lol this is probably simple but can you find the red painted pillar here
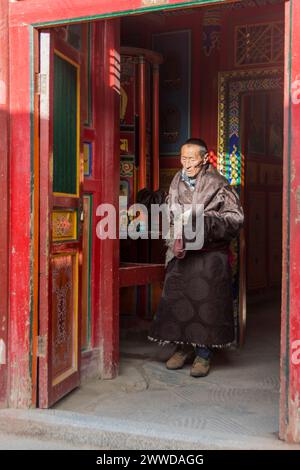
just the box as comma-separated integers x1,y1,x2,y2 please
96,19,120,379
8,22,32,407
152,64,160,191
0,0,9,408
280,0,300,443
138,56,147,190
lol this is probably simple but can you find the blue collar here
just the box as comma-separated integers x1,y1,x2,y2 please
181,169,197,191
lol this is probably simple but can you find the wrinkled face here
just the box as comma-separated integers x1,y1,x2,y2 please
180,144,203,178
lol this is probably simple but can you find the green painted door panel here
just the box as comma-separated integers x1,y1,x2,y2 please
53,53,78,195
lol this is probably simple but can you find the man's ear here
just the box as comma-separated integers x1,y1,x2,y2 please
201,153,210,165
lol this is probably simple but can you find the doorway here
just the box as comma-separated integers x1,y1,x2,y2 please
118,1,284,347
35,0,290,444
114,1,285,440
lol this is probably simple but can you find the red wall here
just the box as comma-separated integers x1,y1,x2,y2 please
0,0,9,408
280,0,300,443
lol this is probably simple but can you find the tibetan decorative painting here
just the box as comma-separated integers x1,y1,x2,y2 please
52,253,79,386
120,156,136,206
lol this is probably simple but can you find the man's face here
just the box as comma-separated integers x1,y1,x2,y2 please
180,144,202,178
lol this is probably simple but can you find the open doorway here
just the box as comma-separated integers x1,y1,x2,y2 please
118,3,284,334
38,0,287,444
115,0,284,440
242,87,283,398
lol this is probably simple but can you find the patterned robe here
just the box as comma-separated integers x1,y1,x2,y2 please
148,163,244,348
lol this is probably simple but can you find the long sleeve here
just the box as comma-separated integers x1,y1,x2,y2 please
204,184,244,243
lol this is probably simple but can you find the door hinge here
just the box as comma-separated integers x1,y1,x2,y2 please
37,335,47,358
35,73,47,95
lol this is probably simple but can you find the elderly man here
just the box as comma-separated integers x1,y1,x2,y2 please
148,138,244,377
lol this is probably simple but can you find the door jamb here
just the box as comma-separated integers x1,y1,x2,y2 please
29,0,292,442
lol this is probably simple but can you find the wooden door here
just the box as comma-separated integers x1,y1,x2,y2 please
38,31,83,408
242,91,283,294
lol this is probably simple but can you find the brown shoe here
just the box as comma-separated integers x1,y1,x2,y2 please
166,347,195,370
190,356,210,377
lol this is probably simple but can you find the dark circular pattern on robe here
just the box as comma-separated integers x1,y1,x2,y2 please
185,277,210,301
149,250,235,347
171,298,195,322
203,253,227,279
196,302,220,326
162,273,185,300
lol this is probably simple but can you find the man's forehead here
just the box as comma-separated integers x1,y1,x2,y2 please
181,144,201,156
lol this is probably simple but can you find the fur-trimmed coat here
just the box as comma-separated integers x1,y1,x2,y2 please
148,163,244,348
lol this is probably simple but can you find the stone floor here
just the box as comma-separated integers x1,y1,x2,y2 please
0,432,79,450
51,295,289,448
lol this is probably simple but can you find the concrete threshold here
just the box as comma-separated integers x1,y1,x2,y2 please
0,409,299,450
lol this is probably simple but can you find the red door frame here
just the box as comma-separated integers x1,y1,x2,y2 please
280,0,300,442
6,0,300,442
0,0,9,408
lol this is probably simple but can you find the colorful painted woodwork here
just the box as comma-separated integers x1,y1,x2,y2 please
52,253,79,386
218,68,282,187
39,32,82,407
52,210,77,242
